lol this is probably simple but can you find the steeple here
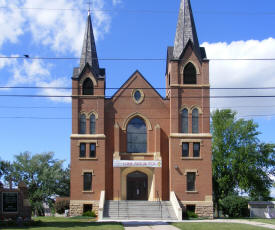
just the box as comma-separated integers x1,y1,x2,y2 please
173,0,202,60
79,12,100,75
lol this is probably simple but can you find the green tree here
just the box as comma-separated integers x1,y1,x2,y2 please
211,109,275,213
0,160,3,179
8,152,70,215
0,160,13,185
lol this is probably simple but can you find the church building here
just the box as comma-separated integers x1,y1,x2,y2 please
70,0,213,219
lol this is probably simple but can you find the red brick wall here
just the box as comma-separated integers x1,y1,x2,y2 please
70,45,212,205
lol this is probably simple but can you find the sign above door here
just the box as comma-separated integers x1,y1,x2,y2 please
113,160,162,168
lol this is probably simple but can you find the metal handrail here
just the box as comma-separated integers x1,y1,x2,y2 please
156,191,162,219
117,190,120,218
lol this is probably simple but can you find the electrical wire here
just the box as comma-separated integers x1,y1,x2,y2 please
0,114,274,120
1,94,275,99
1,6,275,16
1,86,275,90
1,56,275,61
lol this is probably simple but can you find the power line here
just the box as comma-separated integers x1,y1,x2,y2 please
1,86,275,90
1,56,275,61
1,94,275,99
1,6,275,16
2,105,275,110
0,114,274,120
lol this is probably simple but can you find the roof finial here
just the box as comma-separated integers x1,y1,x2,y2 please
87,0,91,16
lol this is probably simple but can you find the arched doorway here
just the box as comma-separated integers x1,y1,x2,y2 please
127,171,148,200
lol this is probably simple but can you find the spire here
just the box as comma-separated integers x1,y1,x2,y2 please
80,12,99,75
173,0,201,60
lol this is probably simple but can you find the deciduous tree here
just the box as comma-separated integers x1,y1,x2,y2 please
211,109,275,213
6,152,70,215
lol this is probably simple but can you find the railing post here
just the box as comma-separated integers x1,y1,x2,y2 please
117,190,119,218
156,191,162,220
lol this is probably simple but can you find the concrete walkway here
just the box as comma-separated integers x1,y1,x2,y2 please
120,219,275,229
122,221,179,230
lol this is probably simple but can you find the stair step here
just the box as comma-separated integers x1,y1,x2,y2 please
103,200,178,220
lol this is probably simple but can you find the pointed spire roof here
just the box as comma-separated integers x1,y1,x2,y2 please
80,12,100,75
173,0,201,60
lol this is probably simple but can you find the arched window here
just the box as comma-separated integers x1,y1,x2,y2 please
127,117,147,153
192,108,199,133
184,63,196,84
80,114,86,134
90,114,96,134
82,78,94,95
181,108,188,133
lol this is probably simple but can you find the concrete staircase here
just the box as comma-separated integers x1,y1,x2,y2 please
103,200,178,220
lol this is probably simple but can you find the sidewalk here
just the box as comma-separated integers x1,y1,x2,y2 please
123,221,179,230
120,219,275,230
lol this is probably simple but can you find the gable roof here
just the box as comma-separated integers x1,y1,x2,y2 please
110,70,164,100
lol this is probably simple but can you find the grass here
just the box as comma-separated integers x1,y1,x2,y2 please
1,216,124,230
173,222,270,230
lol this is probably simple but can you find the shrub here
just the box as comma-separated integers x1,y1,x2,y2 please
220,195,249,218
55,200,70,214
82,210,96,217
187,210,198,219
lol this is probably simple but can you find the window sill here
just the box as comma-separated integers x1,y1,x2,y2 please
79,157,98,161
186,191,198,194
82,191,94,193
181,157,202,160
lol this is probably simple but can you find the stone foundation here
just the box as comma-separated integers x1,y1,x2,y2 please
180,201,214,219
70,200,99,217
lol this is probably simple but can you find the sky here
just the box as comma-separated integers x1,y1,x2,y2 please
0,0,275,193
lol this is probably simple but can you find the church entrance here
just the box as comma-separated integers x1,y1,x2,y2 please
127,171,148,200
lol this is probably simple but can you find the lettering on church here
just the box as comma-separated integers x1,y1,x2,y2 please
113,160,162,168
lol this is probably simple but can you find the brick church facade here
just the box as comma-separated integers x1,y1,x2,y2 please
70,0,213,218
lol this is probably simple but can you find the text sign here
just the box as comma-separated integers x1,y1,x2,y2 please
3,192,18,213
113,160,162,168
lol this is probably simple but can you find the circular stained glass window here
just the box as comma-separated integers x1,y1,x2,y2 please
134,90,141,101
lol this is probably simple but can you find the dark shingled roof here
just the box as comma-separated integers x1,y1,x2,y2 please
79,13,99,75
173,0,202,60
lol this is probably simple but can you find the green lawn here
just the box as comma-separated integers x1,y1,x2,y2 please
173,223,270,230
1,216,123,230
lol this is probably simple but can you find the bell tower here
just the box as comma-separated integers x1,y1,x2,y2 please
70,10,106,216
167,0,213,218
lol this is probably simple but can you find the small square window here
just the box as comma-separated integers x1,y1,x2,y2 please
186,205,196,213
187,172,196,191
90,144,96,158
182,143,189,157
193,143,200,157
83,173,92,191
83,204,93,213
80,143,86,158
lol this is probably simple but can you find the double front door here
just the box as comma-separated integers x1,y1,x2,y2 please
127,171,148,200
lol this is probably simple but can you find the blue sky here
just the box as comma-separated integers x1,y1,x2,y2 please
0,0,275,192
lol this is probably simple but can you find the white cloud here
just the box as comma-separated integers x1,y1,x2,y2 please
112,0,122,6
1,58,70,102
202,38,275,118
0,0,112,102
0,0,111,55
0,0,25,47
38,78,71,103
6,59,50,86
